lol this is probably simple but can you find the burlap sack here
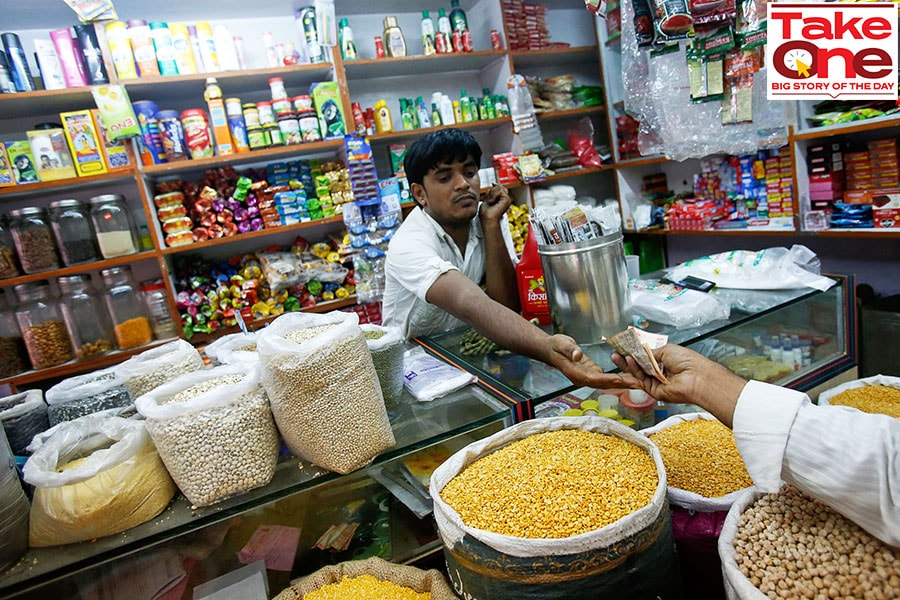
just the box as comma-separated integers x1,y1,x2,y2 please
272,556,456,599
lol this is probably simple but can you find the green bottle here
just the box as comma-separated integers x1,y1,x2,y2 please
400,98,415,130
338,18,358,60
449,0,469,32
460,89,474,122
431,102,442,126
483,88,496,119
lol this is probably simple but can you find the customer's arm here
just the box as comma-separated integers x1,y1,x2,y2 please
478,185,520,312
426,270,607,385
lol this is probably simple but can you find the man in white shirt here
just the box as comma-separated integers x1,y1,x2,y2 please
600,343,900,547
383,128,609,385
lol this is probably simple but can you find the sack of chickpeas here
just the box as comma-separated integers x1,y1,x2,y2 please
642,413,754,600
272,556,456,600
134,363,280,508
115,339,204,400
45,367,131,426
202,331,261,366
360,324,405,409
23,416,176,547
817,374,900,419
719,485,900,599
257,312,395,474
431,417,682,600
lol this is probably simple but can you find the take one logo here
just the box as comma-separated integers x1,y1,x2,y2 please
766,3,899,100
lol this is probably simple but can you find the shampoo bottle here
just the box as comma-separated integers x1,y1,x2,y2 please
421,11,436,56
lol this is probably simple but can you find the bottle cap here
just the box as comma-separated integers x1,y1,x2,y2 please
438,8,446,16
563,408,584,417
339,17,349,27
423,10,430,17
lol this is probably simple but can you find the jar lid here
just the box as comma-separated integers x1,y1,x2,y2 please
10,207,47,217
127,19,148,27
57,274,90,287
13,281,48,296
181,108,206,119
140,281,166,292
242,103,258,110
257,101,272,107
49,199,84,209
268,77,284,84
89,193,125,204
101,265,131,277
276,110,296,119
156,109,180,119
562,408,584,417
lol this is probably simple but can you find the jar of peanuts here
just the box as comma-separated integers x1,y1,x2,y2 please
101,266,153,350
13,281,73,370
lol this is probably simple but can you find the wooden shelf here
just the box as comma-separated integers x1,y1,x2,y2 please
0,171,135,199
814,228,900,238
367,117,511,144
613,154,669,168
536,105,604,121
0,251,159,289
626,228,802,236
159,215,345,255
139,139,344,177
0,85,97,117
792,114,900,141
510,45,599,69
342,51,507,80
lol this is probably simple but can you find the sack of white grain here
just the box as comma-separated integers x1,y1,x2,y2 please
643,413,754,600
115,340,204,400
0,425,29,571
272,556,457,600
719,485,900,599
134,363,280,507
202,330,261,365
23,416,175,546
431,417,682,600
360,324,405,409
0,389,49,456
44,367,131,426
257,312,395,474
817,374,900,419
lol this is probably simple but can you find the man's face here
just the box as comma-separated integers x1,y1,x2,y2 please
413,157,481,227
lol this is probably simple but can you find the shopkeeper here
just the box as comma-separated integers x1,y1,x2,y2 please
382,128,609,385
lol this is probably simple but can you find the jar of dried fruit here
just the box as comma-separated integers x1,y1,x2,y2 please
13,281,72,370
0,289,27,377
58,274,116,359
9,207,60,274
101,266,153,350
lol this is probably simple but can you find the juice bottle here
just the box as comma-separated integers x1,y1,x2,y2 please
516,224,550,325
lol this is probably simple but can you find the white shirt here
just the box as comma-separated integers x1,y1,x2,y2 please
733,380,900,546
382,205,517,339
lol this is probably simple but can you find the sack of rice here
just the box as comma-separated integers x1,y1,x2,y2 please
643,413,753,599
360,324,405,408
115,340,204,399
45,367,130,426
202,331,260,365
431,417,682,600
0,425,29,572
257,312,395,474
0,389,49,455
719,485,900,600
818,374,900,419
135,364,279,508
272,556,456,600
23,416,175,546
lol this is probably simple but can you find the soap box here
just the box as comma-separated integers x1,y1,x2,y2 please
5,141,40,184
27,129,77,181
310,81,346,140
91,109,132,171
60,110,108,177
0,145,14,186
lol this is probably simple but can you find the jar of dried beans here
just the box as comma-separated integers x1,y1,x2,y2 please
58,274,116,359
0,290,27,377
0,215,22,279
101,266,152,350
9,207,60,274
14,281,72,370
49,199,100,266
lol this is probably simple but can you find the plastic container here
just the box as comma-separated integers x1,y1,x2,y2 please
141,280,178,339
14,282,72,369
149,22,178,76
9,207,60,274
383,16,407,57
101,266,153,349
89,194,139,258
48,199,100,266
127,19,160,77
0,291,27,377
58,274,116,359
0,215,21,279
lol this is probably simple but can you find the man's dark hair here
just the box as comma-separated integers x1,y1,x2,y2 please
403,128,482,187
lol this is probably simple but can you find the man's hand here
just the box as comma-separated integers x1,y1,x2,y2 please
546,334,609,388
479,184,511,224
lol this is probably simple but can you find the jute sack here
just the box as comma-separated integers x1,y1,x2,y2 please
272,556,456,599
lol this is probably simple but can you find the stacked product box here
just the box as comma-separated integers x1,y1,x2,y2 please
762,147,794,220
844,138,899,193
806,142,845,214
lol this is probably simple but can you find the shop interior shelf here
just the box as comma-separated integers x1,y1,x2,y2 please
367,117,511,144
510,45,599,69
0,251,160,289
536,105,604,121
0,86,97,116
342,51,508,80
0,171,136,199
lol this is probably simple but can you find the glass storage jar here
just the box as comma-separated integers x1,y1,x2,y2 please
49,199,100,266
101,266,152,349
89,194,139,259
0,215,21,279
9,207,60,274
0,290,28,377
14,281,73,369
140,280,178,339
58,274,116,359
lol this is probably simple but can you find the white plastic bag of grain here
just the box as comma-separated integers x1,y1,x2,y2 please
23,416,176,546
203,331,261,365
818,374,900,417
45,367,131,425
115,339,204,399
403,346,476,402
27,404,139,455
135,363,279,507
257,311,395,474
719,488,768,600
641,412,751,511
360,324,405,408
0,389,49,456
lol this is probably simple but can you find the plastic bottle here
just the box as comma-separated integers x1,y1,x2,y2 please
149,22,178,76
440,94,456,125
452,100,462,124
431,102,442,126
195,21,220,72
204,77,234,155
400,98,415,130
416,96,432,128
339,18,358,60
383,16,407,57
483,88,496,119
127,20,160,77
421,11,436,56
459,89,474,122
169,22,197,74
374,99,393,133
516,224,550,325
437,8,453,53
213,25,240,71
449,0,469,33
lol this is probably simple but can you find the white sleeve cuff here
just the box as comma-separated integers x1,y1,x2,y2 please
732,380,808,492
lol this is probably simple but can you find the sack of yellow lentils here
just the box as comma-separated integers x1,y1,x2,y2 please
430,416,681,600
272,556,456,600
817,375,900,419
23,416,175,547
